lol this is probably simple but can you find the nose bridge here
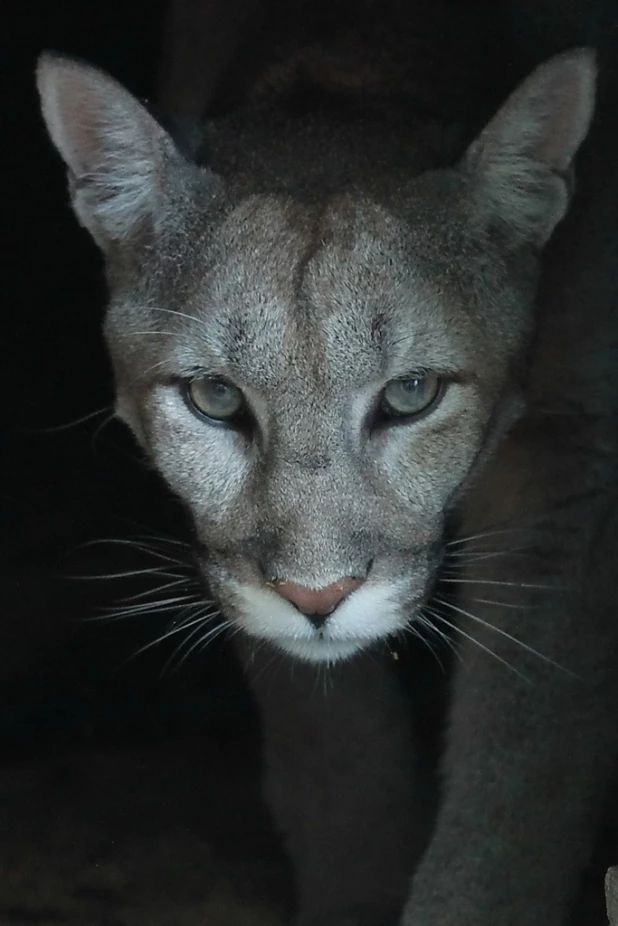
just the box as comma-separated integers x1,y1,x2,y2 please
256,384,374,579
273,400,341,468
261,449,365,581
266,396,346,496
269,456,349,527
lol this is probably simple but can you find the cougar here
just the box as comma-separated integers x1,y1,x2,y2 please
36,4,618,922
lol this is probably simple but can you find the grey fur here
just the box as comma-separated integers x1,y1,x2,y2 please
37,32,618,926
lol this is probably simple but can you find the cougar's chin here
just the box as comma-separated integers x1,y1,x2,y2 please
226,578,412,664
269,638,367,663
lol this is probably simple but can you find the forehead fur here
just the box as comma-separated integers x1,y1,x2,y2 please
108,176,524,397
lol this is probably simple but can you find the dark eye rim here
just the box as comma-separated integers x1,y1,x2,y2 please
374,375,446,428
182,376,250,429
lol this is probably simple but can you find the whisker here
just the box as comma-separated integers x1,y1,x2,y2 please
100,594,203,617
74,537,191,566
433,596,574,676
66,566,187,582
172,602,215,627
118,330,176,337
467,596,538,611
417,611,464,666
249,641,288,689
440,577,562,591
106,594,202,613
129,609,220,662
446,524,546,549
422,609,470,672
195,620,231,658
425,608,531,682
90,411,118,446
316,658,334,696
446,548,531,562
406,620,448,672
130,357,176,383
129,533,192,550
114,577,195,605
81,594,200,624
25,406,115,434
162,615,227,676
153,306,213,334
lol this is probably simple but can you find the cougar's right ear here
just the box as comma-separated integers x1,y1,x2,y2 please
36,53,205,251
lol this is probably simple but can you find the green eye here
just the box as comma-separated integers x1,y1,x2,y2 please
381,374,442,418
186,377,244,422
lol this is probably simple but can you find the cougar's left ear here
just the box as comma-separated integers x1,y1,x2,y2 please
36,53,198,251
462,49,596,248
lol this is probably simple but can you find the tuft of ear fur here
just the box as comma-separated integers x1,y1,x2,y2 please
464,49,596,247
36,53,183,249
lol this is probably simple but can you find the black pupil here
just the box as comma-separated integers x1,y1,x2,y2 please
402,379,420,392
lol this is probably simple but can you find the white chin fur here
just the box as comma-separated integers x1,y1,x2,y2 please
231,579,408,664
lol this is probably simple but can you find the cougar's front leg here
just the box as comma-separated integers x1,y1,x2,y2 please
403,608,616,926
237,641,433,926
402,436,618,926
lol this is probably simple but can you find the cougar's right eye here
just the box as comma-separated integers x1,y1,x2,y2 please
184,376,246,425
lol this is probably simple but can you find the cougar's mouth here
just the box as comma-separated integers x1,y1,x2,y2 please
227,576,417,663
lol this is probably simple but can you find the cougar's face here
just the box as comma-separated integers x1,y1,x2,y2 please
109,192,530,662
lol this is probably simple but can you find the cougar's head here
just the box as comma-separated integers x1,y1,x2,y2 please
37,50,595,661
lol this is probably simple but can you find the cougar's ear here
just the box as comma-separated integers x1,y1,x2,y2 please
36,53,192,251
463,49,596,247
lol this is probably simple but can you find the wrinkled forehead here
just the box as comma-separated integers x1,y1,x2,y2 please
173,193,466,389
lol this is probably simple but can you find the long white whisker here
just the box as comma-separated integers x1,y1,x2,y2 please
249,641,287,688
417,611,464,666
172,604,213,630
27,406,115,434
196,620,231,657
406,620,447,672
129,533,192,549
446,525,545,549
130,357,176,382
118,331,175,337
440,577,562,591
130,610,220,660
73,538,190,565
115,577,195,604
162,615,226,675
446,548,531,562
67,566,187,582
101,594,202,617
426,608,531,683
153,306,213,333
467,596,537,611
80,596,200,623
433,596,574,676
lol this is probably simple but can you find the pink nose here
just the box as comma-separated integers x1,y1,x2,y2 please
271,577,364,616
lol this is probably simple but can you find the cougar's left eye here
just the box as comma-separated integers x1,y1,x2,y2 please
185,376,245,423
381,374,442,419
